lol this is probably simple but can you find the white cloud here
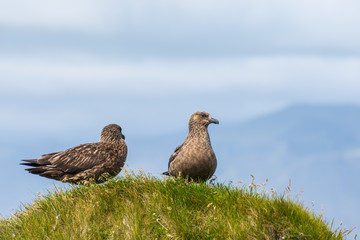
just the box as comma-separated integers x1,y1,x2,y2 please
3,53,360,136
1,55,360,102
1,0,360,49
0,0,105,32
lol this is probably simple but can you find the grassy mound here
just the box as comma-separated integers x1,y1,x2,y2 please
0,173,350,239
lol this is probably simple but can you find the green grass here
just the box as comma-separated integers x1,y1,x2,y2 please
0,172,352,239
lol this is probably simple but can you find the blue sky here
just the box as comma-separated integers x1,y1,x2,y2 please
1,0,360,143
0,1,360,136
1,0,360,236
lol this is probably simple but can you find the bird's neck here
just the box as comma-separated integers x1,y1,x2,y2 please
188,124,210,140
100,136,123,144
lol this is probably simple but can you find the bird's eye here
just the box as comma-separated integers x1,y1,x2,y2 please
201,113,207,118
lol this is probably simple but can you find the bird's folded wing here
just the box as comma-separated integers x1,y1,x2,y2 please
168,143,184,168
49,143,119,174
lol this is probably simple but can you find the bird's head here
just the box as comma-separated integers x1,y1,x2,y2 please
189,111,219,130
100,124,125,143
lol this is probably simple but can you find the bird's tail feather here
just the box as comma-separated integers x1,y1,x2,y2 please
25,166,64,180
20,159,41,167
25,167,46,174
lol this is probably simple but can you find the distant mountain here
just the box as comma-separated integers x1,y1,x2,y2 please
223,104,360,155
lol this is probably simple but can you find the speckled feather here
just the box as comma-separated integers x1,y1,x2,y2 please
164,111,219,181
21,124,127,184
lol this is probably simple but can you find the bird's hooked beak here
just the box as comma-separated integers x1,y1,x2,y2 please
122,134,126,140
209,117,219,125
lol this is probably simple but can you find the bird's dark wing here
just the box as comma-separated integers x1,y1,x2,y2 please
48,143,120,174
168,143,184,168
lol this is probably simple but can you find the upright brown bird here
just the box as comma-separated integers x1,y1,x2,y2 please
163,111,219,181
21,124,127,184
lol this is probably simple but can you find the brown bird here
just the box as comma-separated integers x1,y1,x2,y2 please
21,124,127,184
163,111,219,181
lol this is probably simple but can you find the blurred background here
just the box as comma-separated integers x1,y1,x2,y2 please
1,0,359,237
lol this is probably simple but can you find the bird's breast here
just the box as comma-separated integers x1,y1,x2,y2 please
174,140,216,169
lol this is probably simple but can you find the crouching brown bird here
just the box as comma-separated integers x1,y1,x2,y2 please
21,124,127,184
163,111,219,181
